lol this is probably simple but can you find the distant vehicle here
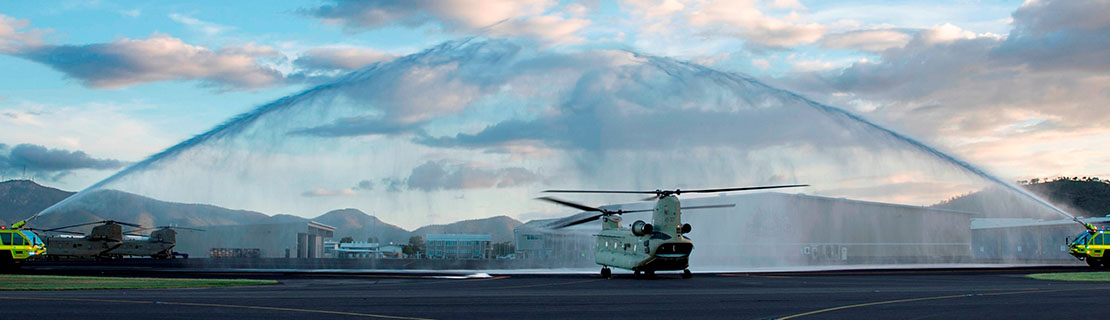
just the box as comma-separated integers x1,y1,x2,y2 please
539,184,807,279
0,221,47,269
1068,223,1110,268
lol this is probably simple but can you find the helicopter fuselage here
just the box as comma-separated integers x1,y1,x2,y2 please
594,195,694,272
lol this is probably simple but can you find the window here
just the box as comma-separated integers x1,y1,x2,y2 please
12,233,24,245
0,232,10,245
1096,233,1106,246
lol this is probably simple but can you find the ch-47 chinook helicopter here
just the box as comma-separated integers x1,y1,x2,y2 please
538,184,808,279
116,226,203,259
27,220,140,259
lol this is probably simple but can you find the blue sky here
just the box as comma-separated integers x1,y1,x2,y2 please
2,0,1109,225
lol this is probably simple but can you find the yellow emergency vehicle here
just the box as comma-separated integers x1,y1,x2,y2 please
1068,224,1110,268
0,221,47,269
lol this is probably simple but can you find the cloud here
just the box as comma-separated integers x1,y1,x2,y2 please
405,161,542,191
120,9,141,18
0,14,46,54
301,0,587,44
0,15,285,90
0,143,127,181
18,34,285,90
294,47,397,72
355,180,374,190
775,0,1110,178
301,188,358,197
169,13,231,35
991,0,1110,73
686,0,827,49
820,29,913,52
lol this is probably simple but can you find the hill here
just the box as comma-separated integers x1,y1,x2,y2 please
27,188,271,231
410,215,522,243
0,180,76,226
2,180,524,243
932,178,1110,219
310,208,411,245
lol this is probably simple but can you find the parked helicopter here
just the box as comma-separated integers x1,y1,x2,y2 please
117,226,202,259
538,184,808,279
27,220,138,259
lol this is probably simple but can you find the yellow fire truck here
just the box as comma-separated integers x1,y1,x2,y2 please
1068,224,1110,268
0,221,47,269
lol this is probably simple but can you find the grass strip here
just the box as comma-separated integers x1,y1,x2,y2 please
0,274,276,290
1027,272,1110,282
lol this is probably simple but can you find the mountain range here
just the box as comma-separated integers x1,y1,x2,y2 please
0,180,521,244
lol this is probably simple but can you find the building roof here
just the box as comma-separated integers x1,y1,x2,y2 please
426,234,492,241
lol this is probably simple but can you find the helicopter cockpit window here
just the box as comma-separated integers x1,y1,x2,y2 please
0,232,10,245
1095,233,1105,246
11,233,24,245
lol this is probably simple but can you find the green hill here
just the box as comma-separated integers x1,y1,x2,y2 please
933,178,1110,219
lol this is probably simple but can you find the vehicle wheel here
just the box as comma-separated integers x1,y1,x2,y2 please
644,270,655,278
1088,258,1102,268
682,269,693,279
601,267,611,278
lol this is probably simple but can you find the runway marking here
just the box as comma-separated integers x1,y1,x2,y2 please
480,278,604,290
0,296,434,319
777,286,1110,319
718,273,793,279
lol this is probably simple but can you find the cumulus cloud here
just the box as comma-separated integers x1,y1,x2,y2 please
777,0,1110,178
169,13,231,35
406,161,542,191
0,143,127,180
18,34,285,90
301,188,358,197
992,0,1110,73
293,46,397,72
0,14,46,54
301,0,588,44
0,14,285,90
820,29,912,52
686,0,826,49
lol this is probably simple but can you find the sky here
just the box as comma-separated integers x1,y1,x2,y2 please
2,0,1109,226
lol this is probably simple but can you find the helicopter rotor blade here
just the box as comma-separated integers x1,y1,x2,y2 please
545,184,809,197
680,204,737,210
536,197,606,213
164,226,206,232
43,221,104,232
104,220,143,228
544,190,657,194
674,184,809,194
547,212,605,229
26,228,84,235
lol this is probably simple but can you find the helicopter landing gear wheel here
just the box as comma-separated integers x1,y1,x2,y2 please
601,267,611,278
644,270,655,278
634,270,641,278
682,269,692,279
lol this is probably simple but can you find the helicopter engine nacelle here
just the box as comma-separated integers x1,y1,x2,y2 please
632,220,653,236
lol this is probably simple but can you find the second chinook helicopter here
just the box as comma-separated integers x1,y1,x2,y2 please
539,184,807,279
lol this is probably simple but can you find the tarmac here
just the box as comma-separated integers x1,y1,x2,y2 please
3,265,1106,319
